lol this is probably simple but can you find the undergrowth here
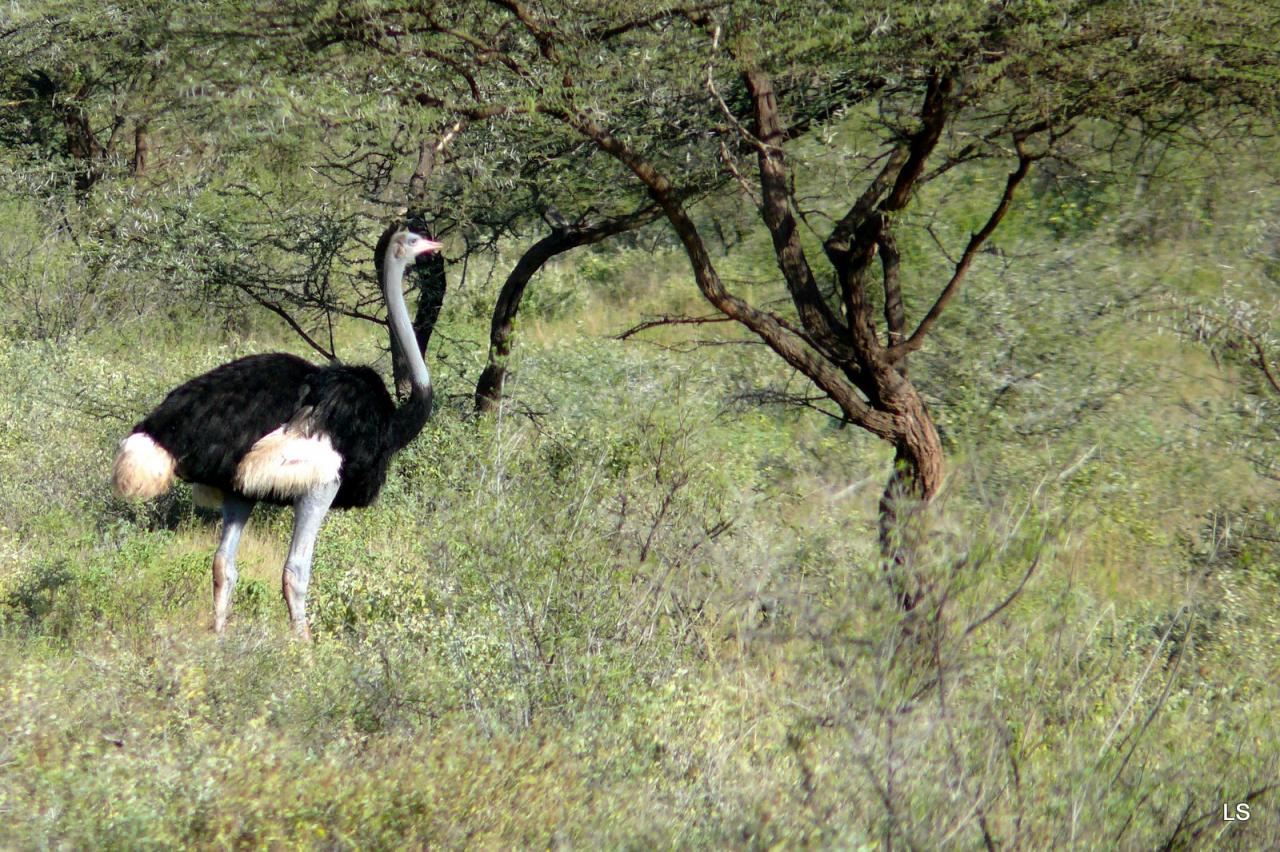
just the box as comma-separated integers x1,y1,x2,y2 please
2,163,1280,848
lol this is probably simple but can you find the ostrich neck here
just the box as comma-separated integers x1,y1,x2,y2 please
383,252,433,448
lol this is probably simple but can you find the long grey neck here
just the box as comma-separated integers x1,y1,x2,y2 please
382,243,433,449
383,252,431,392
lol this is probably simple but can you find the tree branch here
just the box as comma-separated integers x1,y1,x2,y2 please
731,388,849,424
240,288,336,362
615,312,735,340
891,136,1038,357
538,103,895,438
744,68,863,363
1208,318,1280,397
486,0,558,61
476,203,664,410
592,3,722,40
824,145,909,257
881,72,956,213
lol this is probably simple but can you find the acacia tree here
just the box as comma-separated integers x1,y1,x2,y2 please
166,11,672,406
284,0,1277,603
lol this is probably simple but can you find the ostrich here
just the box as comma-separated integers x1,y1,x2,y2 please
111,228,443,639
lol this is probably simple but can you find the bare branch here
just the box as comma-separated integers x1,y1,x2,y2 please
892,135,1039,357
1230,323,1280,396
717,139,762,210
614,312,735,340
240,288,336,362
962,551,1042,638
919,142,982,184
731,388,848,424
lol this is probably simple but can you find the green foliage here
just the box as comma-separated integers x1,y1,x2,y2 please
5,172,1280,841
3,1,1280,846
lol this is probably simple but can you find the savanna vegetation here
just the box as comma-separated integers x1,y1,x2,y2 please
3,1,1280,847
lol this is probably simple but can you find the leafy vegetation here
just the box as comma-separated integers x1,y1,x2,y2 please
3,1,1280,848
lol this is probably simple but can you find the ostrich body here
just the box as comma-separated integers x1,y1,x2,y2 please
112,229,442,638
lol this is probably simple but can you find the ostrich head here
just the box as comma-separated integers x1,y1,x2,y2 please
391,230,444,263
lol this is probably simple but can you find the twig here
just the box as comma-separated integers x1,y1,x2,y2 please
962,551,1042,638
1058,444,1099,481
1095,606,1185,761
1232,323,1280,396
241,289,336,361
615,313,734,340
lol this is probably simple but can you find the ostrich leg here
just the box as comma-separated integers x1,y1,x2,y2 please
281,479,340,640
213,495,255,634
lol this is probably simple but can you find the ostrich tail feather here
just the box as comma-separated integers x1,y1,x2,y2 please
112,432,176,501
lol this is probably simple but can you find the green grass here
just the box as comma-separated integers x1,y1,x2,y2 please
3,168,1280,848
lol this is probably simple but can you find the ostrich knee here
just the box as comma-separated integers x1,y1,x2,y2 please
212,553,238,633
282,563,312,640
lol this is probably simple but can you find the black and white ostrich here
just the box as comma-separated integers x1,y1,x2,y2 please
112,228,443,639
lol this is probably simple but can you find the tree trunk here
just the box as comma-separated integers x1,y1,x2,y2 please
62,105,105,197
131,121,150,177
475,231,571,413
878,387,944,610
475,208,661,414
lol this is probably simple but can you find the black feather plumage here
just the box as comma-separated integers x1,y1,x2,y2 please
135,353,398,508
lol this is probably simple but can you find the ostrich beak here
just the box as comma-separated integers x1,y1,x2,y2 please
414,239,445,256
